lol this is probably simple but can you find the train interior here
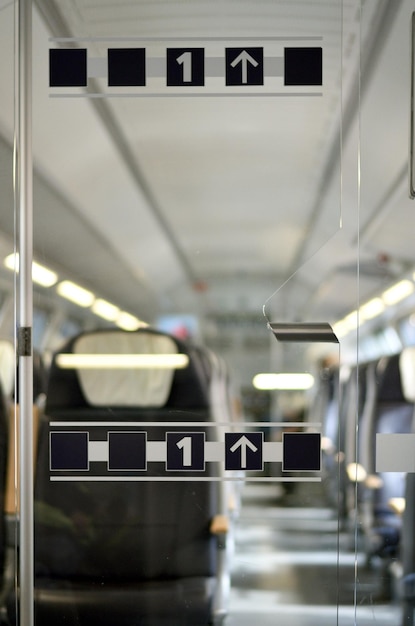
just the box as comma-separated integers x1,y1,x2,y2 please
1,0,415,624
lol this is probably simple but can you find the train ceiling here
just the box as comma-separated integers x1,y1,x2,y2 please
0,0,414,334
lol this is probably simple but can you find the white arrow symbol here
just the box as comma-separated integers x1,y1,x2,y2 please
230,50,259,84
230,435,258,469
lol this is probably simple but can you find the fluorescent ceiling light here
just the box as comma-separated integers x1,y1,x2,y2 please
382,279,414,306
332,310,358,338
333,280,414,339
359,297,385,321
332,320,349,339
3,253,17,272
56,353,189,369
116,311,148,331
32,262,58,287
91,299,120,321
342,310,358,330
4,253,58,287
253,372,314,391
56,280,95,307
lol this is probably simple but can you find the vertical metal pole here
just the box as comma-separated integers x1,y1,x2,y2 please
410,12,415,198
17,0,34,625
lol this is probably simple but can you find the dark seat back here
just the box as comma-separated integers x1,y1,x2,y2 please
31,328,224,625
358,354,413,564
0,379,8,584
372,355,413,520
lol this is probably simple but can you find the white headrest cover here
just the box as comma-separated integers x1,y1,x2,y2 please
0,340,15,397
400,347,415,403
75,332,178,407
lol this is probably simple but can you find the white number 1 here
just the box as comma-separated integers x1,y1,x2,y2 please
176,436,192,466
176,52,192,83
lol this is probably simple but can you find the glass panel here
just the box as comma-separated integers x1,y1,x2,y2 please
10,0,415,625
27,1,349,625
0,2,17,625
31,3,346,624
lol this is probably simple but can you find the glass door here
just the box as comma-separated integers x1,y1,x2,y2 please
9,1,414,625
32,3,347,623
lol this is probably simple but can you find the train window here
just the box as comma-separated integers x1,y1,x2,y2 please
156,313,199,340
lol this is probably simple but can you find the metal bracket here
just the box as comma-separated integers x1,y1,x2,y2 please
17,326,32,357
268,322,339,343
410,12,415,198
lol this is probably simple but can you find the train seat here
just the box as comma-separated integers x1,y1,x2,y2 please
14,328,230,626
397,347,415,625
0,379,9,621
343,362,371,528
360,354,413,564
3,345,46,565
0,339,19,624
320,365,340,505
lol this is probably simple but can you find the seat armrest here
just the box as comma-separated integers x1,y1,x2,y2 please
210,515,229,535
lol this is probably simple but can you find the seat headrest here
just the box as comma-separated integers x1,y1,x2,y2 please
0,340,15,398
375,354,405,402
46,328,210,413
400,347,415,403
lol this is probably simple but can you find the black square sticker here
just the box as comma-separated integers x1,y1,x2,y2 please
284,47,322,86
108,432,147,470
49,49,87,87
108,48,146,87
50,431,88,471
283,432,321,471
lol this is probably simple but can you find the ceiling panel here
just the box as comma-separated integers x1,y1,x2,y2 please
32,0,352,319
0,0,400,346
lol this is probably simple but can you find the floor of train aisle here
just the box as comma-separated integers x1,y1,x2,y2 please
227,482,401,626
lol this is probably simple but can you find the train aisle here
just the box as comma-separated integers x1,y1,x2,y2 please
227,483,401,626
